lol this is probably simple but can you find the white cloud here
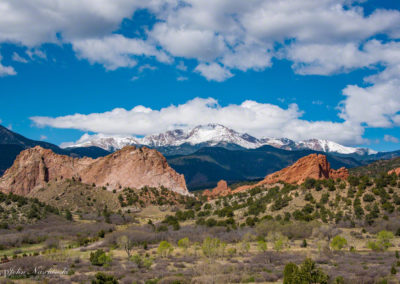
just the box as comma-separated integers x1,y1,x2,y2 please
12,52,28,63
286,40,400,75
194,63,233,82
0,0,146,46
26,48,47,60
30,97,364,145
0,0,400,83
72,34,170,70
0,55,16,77
176,61,187,71
1,0,400,142
40,135,48,141
150,24,227,61
312,100,323,105
340,79,400,128
138,64,157,73
177,76,188,81
384,135,399,143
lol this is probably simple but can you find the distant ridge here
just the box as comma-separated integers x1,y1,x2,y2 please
0,124,110,176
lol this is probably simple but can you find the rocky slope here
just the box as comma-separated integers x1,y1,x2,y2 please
233,154,349,192
0,146,189,196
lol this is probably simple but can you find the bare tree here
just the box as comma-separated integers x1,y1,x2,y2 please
118,235,134,259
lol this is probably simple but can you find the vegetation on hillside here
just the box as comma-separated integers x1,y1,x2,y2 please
1,172,400,282
350,157,400,177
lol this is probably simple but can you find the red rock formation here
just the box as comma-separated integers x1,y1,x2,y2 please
388,168,400,175
0,146,189,196
233,154,349,193
330,167,349,180
203,180,231,199
260,154,348,185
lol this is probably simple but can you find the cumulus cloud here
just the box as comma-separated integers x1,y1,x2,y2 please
194,63,233,82
1,0,399,79
72,34,170,70
0,0,145,45
1,0,400,144
286,40,400,75
30,97,364,145
384,135,399,143
0,55,16,77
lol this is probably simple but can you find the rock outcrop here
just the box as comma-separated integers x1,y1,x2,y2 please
203,180,231,199
329,167,349,180
260,154,349,185
0,146,189,196
388,168,400,175
233,154,349,193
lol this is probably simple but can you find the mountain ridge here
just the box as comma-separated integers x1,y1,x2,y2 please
63,124,376,156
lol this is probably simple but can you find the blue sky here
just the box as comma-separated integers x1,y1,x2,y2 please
0,0,399,152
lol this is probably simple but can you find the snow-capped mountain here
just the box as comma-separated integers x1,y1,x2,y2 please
61,133,141,152
63,124,376,155
295,139,376,155
142,124,262,149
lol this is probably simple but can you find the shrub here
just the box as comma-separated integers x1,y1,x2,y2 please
363,194,375,202
157,241,173,258
98,230,105,238
330,235,347,251
0,223,9,230
368,230,394,251
177,237,190,253
65,210,73,221
283,258,328,284
227,247,236,257
268,232,288,252
92,272,118,284
202,237,221,259
334,276,345,284
130,254,153,269
391,264,397,275
90,249,112,266
303,178,316,189
283,262,299,284
257,240,267,253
